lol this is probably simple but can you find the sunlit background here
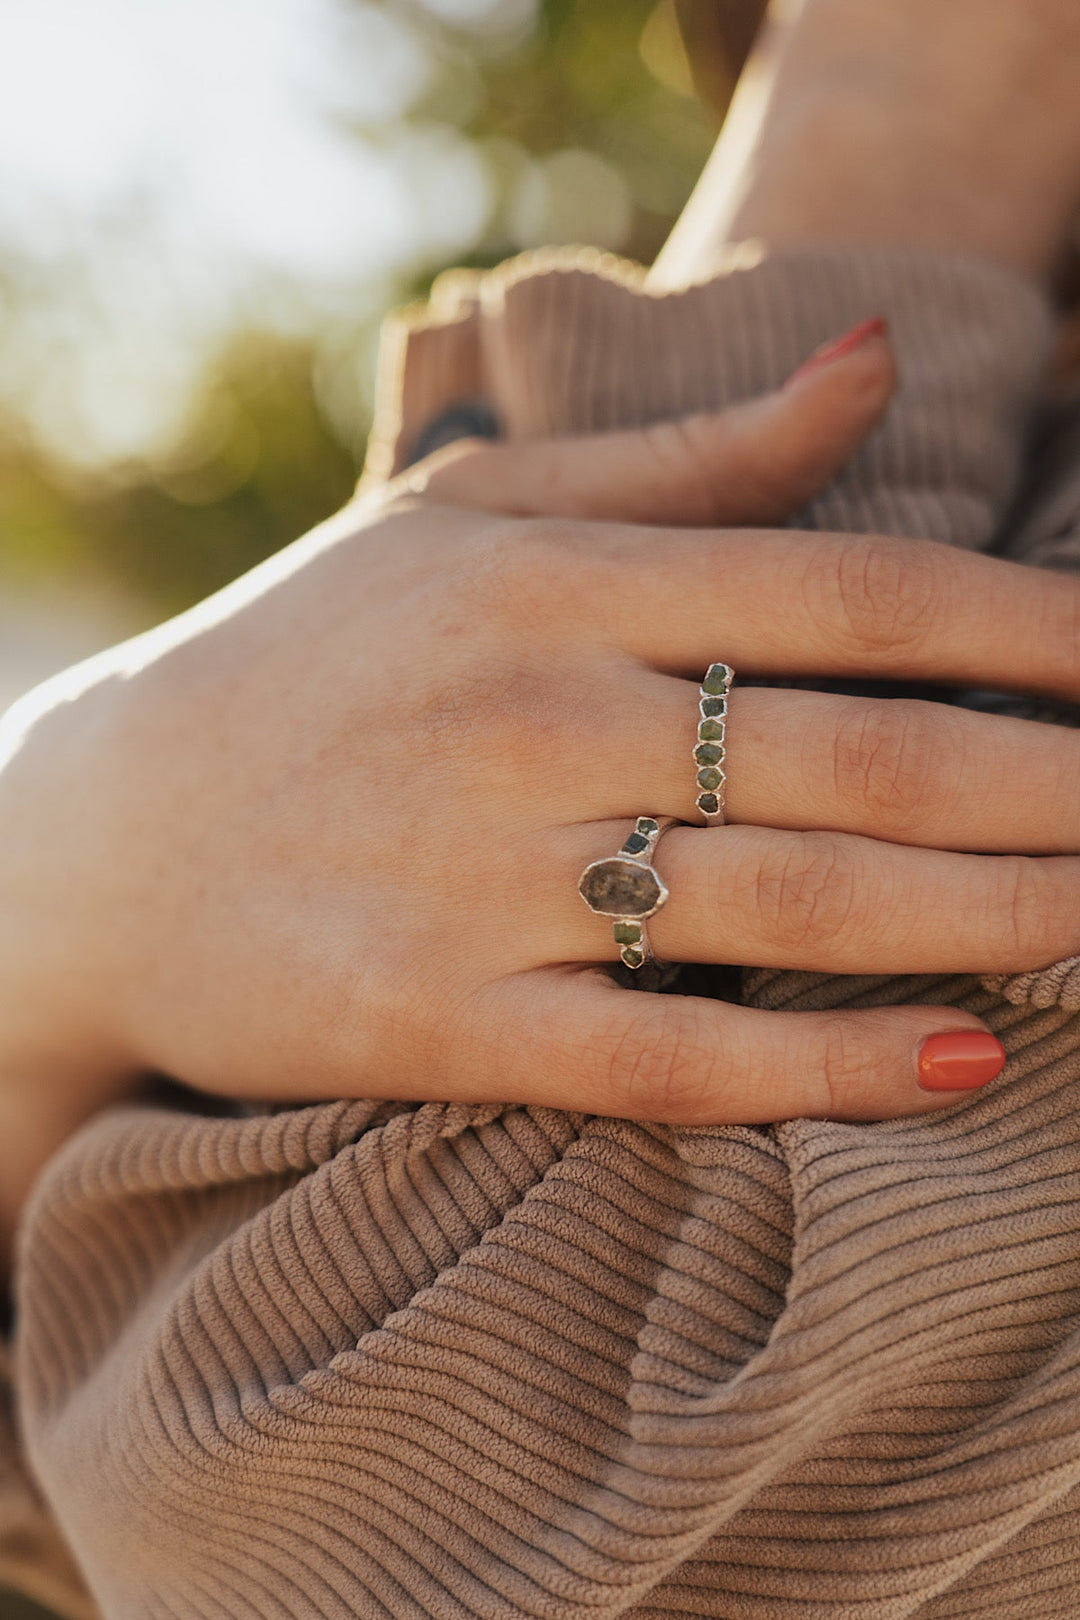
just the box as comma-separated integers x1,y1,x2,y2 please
0,0,764,720
0,5,750,1615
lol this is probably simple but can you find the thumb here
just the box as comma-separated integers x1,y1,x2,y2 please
407,317,896,526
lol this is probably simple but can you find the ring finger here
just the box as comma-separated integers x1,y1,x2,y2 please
552,820,1080,976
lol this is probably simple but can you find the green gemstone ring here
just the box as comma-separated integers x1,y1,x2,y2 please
694,662,733,826
578,815,675,970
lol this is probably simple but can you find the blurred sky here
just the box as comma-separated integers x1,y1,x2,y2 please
0,0,535,465
0,0,717,708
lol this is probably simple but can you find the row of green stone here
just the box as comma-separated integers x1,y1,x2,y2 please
692,662,732,818
614,816,657,968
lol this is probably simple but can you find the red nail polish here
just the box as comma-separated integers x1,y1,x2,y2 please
917,1030,1006,1092
785,316,889,386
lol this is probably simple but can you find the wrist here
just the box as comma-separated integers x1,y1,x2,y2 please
0,913,135,1273
0,679,138,1261
0,1059,135,1276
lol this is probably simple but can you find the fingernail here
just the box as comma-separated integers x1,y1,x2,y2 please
785,317,889,387
916,1030,1006,1092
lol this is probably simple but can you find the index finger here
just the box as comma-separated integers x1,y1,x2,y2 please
409,328,894,528
577,527,1080,701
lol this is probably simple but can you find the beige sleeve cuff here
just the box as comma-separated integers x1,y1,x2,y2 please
364,242,1051,550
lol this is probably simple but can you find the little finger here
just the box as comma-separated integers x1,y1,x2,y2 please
453,967,1004,1124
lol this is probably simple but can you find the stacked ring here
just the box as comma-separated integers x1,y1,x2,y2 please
694,662,734,827
578,816,675,969
576,666,734,976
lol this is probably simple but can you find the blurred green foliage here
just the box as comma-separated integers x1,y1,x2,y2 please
441,0,716,260
0,0,727,619
0,335,359,615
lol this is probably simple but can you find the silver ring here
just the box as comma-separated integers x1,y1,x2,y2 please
578,816,676,970
693,662,733,827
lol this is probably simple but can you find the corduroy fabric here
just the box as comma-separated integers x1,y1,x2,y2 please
11,245,1080,1619
0,1342,97,1620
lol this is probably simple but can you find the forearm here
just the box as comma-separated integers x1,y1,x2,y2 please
0,681,141,1275
643,0,1080,559
655,0,1080,287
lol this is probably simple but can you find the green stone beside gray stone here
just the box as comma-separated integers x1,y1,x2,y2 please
613,921,642,945
579,858,663,917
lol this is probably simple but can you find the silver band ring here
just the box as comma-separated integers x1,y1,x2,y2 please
578,816,676,970
694,662,733,827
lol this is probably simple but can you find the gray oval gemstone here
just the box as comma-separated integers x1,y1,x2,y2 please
579,858,663,918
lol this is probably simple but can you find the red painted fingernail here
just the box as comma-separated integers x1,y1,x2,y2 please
916,1030,1006,1092
785,316,889,387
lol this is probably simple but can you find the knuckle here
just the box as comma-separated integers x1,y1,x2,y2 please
427,520,596,768
461,518,584,620
639,417,725,522
995,858,1071,964
814,1016,875,1118
416,660,524,752
830,698,944,830
749,834,861,957
609,1002,720,1124
460,521,538,612
804,536,941,659
422,660,569,783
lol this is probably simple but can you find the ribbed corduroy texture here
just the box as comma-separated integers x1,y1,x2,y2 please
13,246,1080,1619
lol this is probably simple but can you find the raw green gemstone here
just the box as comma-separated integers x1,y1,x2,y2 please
613,921,642,945
621,831,649,855
636,817,659,835
700,696,725,718
620,946,645,969
697,767,722,791
698,717,725,742
694,742,723,766
697,792,720,816
702,663,732,697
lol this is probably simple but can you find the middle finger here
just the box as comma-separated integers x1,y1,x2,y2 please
583,676,1080,855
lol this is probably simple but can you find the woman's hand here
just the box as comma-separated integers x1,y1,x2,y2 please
5,323,1080,1254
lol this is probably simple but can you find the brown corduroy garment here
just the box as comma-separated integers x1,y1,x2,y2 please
10,245,1080,1619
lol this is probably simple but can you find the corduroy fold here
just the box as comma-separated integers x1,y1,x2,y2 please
10,244,1080,1619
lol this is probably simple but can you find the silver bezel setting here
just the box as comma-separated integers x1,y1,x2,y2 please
577,816,675,969
695,662,733,827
